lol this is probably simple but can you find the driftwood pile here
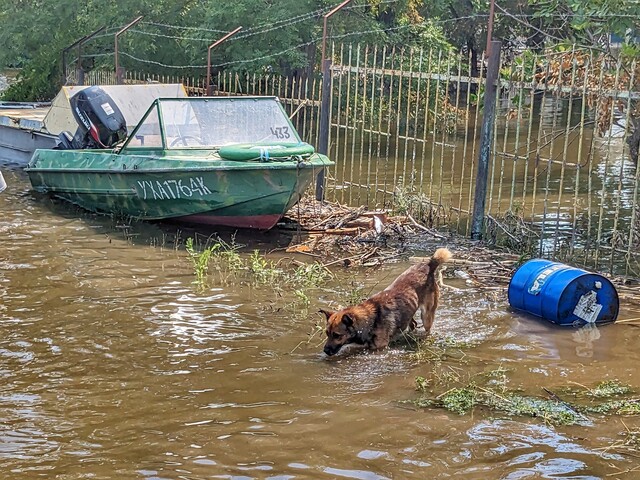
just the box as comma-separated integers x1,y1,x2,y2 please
281,198,521,288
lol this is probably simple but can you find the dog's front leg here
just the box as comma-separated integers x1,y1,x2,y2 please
369,331,392,351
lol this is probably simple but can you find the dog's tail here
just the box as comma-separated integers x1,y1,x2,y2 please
429,247,452,271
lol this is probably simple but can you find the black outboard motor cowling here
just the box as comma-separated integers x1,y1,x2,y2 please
57,86,127,150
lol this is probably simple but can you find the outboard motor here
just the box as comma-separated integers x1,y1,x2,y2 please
56,86,127,150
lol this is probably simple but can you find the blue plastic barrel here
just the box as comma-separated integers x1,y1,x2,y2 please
508,259,619,326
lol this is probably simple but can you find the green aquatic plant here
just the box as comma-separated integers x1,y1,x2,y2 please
293,289,310,309
483,392,582,426
185,237,218,287
415,376,431,393
210,236,244,272
248,250,284,284
411,334,471,364
422,383,586,426
340,279,368,306
588,380,633,398
438,386,477,415
291,262,332,288
586,399,640,415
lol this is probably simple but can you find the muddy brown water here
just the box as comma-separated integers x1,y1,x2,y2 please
2,165,640,479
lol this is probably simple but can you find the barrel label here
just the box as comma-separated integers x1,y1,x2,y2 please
573,290,602,323
527,264,564,295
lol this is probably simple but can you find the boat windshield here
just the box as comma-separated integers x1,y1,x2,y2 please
124,96,302,150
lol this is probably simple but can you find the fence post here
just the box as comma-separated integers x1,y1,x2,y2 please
316,58,332,201
471,40,502,240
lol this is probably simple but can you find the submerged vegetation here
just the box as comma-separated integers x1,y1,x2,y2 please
184,236,332,311
411,357,640,427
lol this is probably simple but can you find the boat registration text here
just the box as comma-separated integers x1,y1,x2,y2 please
136,177,213,200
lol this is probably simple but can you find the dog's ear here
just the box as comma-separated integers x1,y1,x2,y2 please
319,309,334,320
341,314,354,328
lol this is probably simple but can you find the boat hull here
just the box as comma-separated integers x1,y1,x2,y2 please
0,123,56,164
26,149,331,230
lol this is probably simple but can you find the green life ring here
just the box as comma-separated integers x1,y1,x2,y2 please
218,142,315,161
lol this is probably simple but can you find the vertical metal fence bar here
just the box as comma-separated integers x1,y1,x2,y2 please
583,58,606,266
610,60,636,273
508,62,526,212
392,48,405,195
594,59,622,267
569,55,591,260
449,52,463,225
284,76,290,109
364,46,377,206
383,46,397,206
465,53,485,236
302,76,310,142
410,48,425,193
429,50,443,201
437,52,452,214
351,45,363,204
418,49,434,198
326,49,337,201
457,52,473,233
402,48,415,191
358,45,370,205
334,45,346,204
529,60,550,224
493,59,514,216
521,53,538,213
553,50,578,255
539,60,564,256
624,68,640,276
375,45,387,206
312,75,321,177
343,45,354,205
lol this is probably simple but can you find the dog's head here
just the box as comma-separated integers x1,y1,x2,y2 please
319,308,357,356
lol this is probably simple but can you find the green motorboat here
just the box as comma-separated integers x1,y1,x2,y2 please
25,89,333,230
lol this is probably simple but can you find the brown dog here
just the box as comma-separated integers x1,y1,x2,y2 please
320,247,452,356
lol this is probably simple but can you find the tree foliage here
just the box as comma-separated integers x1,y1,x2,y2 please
531,0,640,47
1,0,638,101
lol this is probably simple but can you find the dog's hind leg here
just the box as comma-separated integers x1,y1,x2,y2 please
420,305,435,333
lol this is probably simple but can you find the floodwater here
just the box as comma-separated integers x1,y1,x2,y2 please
2,165,640,479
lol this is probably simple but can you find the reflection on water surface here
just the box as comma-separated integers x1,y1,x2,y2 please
1,166,640,479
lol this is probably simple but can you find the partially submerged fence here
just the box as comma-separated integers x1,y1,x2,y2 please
70,44,640,276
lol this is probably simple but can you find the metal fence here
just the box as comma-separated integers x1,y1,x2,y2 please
321,44,640,277
71,44,640,276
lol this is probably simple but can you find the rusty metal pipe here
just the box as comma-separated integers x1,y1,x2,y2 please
321,0,351,65
61,26,105,85
115,16,143,84
206,26,243,96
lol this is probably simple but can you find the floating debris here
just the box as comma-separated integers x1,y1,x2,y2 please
418,383,590,426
